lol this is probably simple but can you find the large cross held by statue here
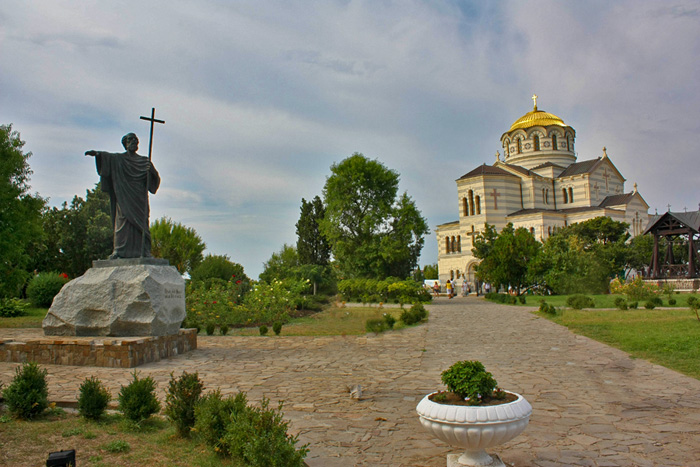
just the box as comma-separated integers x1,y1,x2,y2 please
139,107,165,257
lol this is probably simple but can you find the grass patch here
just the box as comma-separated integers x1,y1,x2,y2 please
537,307,700,379
0,411,243,466
229,306,413,336
0,304,46,328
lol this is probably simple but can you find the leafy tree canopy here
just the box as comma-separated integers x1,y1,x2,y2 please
0,124,45,297
151,217,206,274
320,153,429,279
422,263,439,280
472,223,540,293
33,183,112,278
259,244,300,283
189,254,250,287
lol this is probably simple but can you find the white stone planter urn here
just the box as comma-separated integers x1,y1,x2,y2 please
416,391,532,467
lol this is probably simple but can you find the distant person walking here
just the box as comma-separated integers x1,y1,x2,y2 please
432,281,440,297
446,280,453,299
462,280,468,297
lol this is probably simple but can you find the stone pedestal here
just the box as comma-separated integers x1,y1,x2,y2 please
43,258,186,337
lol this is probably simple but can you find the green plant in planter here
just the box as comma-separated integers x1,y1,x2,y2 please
441,360,500,406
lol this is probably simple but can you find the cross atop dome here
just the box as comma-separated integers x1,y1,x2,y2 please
532,93,538,111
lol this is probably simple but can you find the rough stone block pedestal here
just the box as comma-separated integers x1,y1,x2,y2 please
43,258,186,337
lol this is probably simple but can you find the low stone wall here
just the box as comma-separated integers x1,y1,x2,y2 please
0,329,197,368
645,278,700,292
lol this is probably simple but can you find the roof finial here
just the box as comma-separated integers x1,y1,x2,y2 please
602,147,608,158
495,150,501,162
633,182,638,193
532,93,538,111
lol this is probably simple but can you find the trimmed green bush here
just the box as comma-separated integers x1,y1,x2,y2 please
365,318,387,334
117,372,161,423
0,297,28,317
441,360,497,405
2,361,49,419
566,294,595,310
259,325,268,336
383,313,396,329
668,298,677,306
614,297,628,310
539,300,557,315
78,376,111,420
205,323,215,335
165,371,204,437
272,322,282,336
26,273,69,307
220,396,309,467
220,324,229,335
644,300,656,309
194,390,248,455
628,301,638,309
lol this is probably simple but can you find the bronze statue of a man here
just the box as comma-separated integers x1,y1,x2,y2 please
86,133,160,259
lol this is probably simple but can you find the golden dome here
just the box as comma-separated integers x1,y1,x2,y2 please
508,107,567,132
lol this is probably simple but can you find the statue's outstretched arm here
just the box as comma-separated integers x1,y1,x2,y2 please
85,150,98,157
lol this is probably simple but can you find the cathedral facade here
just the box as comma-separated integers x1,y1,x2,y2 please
436,97,650,286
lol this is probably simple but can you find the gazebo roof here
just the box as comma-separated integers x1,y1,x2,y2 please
643,211,700,236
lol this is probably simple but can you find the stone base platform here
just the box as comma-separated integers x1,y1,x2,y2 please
0,329,197,368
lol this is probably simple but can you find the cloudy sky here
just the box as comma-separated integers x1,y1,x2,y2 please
2,1,699,279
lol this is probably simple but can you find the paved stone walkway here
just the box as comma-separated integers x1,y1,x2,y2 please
2,298,700,466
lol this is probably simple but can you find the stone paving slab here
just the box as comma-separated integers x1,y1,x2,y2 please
2,298,700,466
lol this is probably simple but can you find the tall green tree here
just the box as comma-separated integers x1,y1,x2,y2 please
150,217,206,274
422,263,439,280
0,124,45,297
472,223,540,294
33,183,112,277
296,196,330,266
259,244,300,283
189,254,249,286
320,153,429,279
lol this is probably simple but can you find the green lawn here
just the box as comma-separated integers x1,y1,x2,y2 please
228,305,415,336
538,307,700,379
0,410,242,467
0,304,46,328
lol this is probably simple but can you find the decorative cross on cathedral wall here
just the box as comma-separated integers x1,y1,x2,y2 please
466,225,479,246
489,188,501,210
602,168,611,191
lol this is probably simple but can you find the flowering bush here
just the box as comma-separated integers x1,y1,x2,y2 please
338,278,431,304
185,278,250,329
243,278,309,325
610,276,659,301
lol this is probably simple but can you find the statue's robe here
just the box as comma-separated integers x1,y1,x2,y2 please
94,151,160,258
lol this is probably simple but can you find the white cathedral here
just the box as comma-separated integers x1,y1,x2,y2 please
436,96,651,286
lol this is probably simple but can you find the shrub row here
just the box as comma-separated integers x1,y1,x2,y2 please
484,292,526,305
338,278,431,304
1,363,307,466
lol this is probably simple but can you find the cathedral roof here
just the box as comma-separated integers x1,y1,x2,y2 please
557,158,601,177
643,211,700,235
458,164,518,181
531,162,565,171
507,107,568,132
598,193,636,207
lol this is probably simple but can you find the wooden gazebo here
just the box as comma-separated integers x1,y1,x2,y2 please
643,210,700,279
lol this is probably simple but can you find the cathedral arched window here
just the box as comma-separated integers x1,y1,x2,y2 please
468,190,475,216
451,236,456,253
457,235,461,252
548,226,552,236
530,227,535,235
445,236,450,253
463,197,469,216
450,270,454,280
542,188,546,204
517,138,522,154
475,195,481,214
545,189,549,205
562,188,568,204
552,134,558,150
533,135,540,151
568,187,574,203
